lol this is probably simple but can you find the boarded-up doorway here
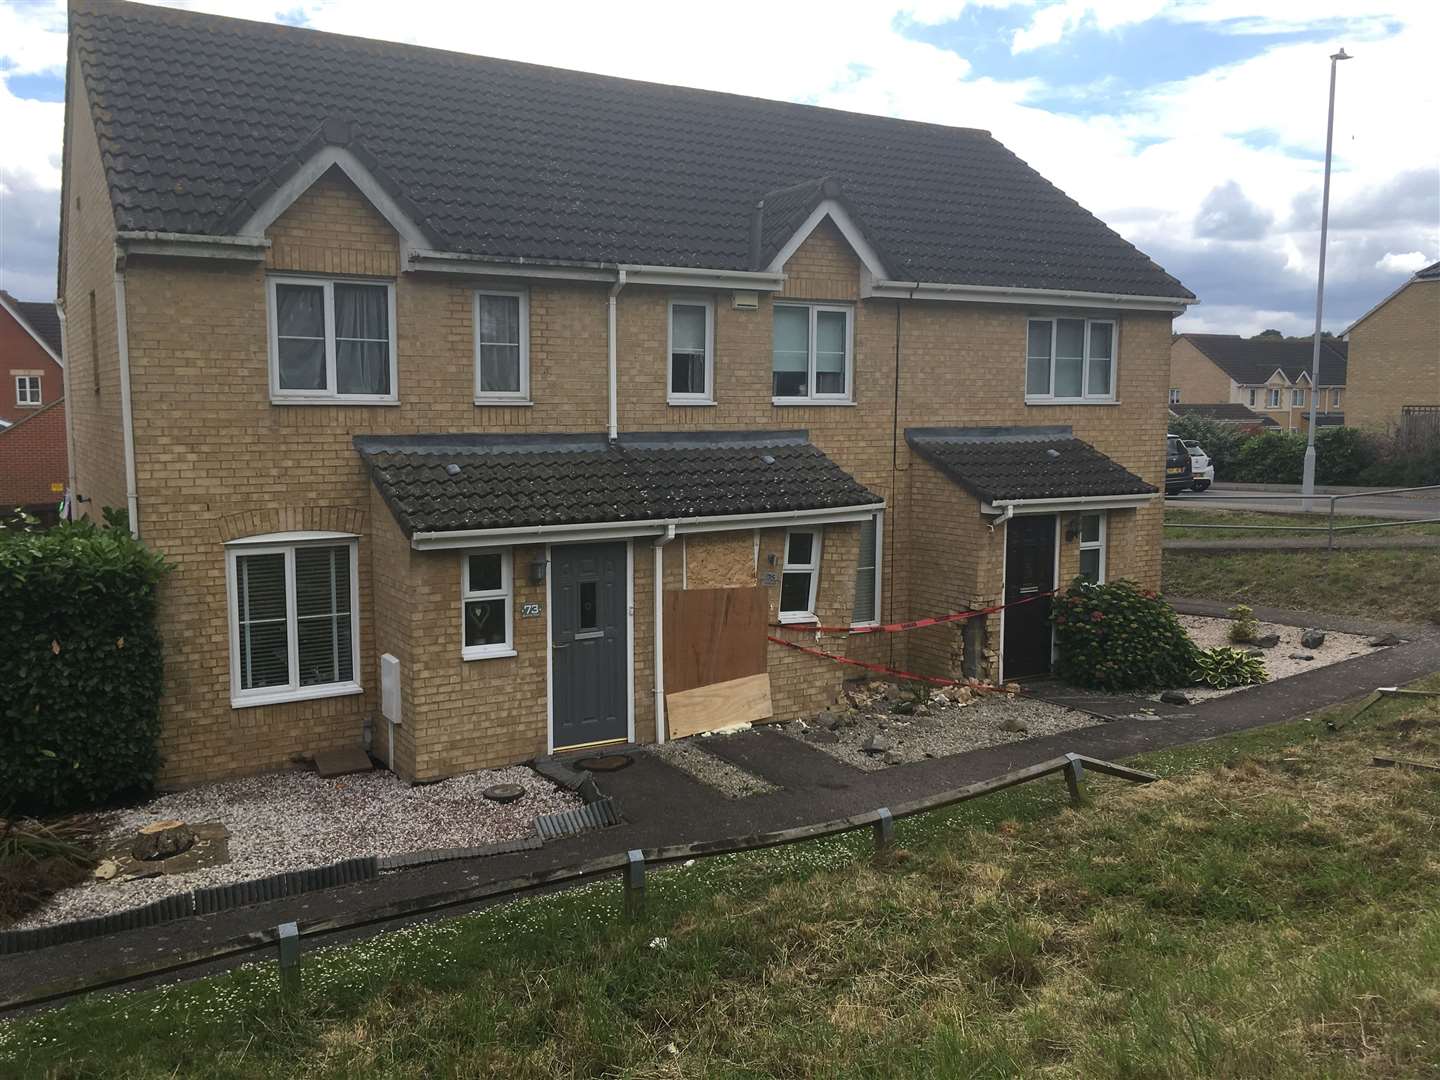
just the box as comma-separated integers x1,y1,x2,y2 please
663,586,773,738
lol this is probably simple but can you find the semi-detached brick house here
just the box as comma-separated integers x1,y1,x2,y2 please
1344,260,1440,434
60,1,1194,787
0,292,67,521
1169,333,1348,433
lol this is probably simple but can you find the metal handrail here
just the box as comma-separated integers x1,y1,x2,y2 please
1164,484,1440,549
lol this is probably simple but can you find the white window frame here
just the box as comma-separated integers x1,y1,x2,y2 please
1332,388,1343,409
460,548,516,660
14,374,41,406
1268,388,1282,408
772,302,854,405
1247,387,1258,407
1293,387,1306,408
1168,388,1181,405
1025,316,1117,404
267,275,398,404
851,511,883,629
473,288,531,405
667,297,714,405
225,534,362,708
779,528,823,623
1077,511,1106,584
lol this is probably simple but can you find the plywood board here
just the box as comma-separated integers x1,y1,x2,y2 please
684,532,757,589
666,673,773,739
664,586,768,695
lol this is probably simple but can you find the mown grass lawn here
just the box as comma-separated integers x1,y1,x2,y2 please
6,683,1440,1079
1164,507,1440,540
1162,547,1440,626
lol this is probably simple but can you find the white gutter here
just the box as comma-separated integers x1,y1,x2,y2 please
112,268,139,537
983,492,1157,515
117,231,270,262
608,268,627,441
409,502,887,551
988,503,1016,533
864,277,1195,314
653,523,677,745
617,264,786,291
55,298,78,520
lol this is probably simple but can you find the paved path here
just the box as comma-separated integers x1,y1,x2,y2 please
1173,483,1440,520
1165,535,1440,553
3,602,1436,1011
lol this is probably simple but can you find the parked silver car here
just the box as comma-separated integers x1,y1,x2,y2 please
1181,439,1214,492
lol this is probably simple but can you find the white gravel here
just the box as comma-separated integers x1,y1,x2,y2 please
1163,615,1386,702
790,692,1099,771
647,738,778,798
15,765,580,930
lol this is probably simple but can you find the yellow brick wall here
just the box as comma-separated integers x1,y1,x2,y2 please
1346,281,1440,431
1168,338,1234,405
98,166,1172,783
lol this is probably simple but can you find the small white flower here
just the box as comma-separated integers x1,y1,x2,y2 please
648,936,668,950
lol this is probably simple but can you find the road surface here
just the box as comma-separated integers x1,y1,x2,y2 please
1171,484,1440,520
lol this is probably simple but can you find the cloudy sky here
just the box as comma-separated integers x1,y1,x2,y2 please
1,0,1436,334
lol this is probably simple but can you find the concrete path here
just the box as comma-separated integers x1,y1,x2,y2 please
1173,483,1440,520
1165,535,1440,553
3,602,1436,1010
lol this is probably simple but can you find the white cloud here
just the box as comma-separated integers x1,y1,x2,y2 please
1377,251,1431,274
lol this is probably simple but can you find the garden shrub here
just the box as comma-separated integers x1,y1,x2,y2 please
0,515,169,814
1190,647,1268,689
1227,604,1260,644
1313,426,1378,485
1231,431,1307,484
1051,579,1199,692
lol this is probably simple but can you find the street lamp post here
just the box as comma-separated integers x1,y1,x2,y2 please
1302,47,1352,511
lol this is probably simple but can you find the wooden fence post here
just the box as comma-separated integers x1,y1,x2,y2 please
872,808,894,853
277,921,300,1003
623,849,646,919
1063,754,1085,807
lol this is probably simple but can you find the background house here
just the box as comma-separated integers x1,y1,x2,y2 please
1167,402,1277,432
1169,332,1347,432
0,292,66,521
1345,260,1439,436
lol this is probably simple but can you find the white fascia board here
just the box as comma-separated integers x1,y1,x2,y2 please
765,199,888,279
619,265,786,291
234,145,429,255
0,293,63,367
409,502,888,550
982,493,1157,514
864,277,1194,314
408,250,617,282
118,232,270,262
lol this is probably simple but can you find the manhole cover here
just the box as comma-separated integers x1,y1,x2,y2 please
575,754,632,772
482,783,526,803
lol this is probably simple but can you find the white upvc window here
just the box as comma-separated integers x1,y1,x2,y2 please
461,549,515,660
779,528,822,623
1168,388,1181,405
15,375,41,406
226,536,361,708
668,298,714,404
1268,388,1282,408
851,512,883,627
268,276,397,403
1077,511,1106,584
474,289,530,404
1026,317,1116,402
1332,387,1343,409
773,303,852,403
1247,388,1258,407
1293,387,1306,407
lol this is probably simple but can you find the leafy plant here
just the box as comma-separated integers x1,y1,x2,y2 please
1227,604,1261,644
0,816,94,867
1190,646,1268,689
1051,579,1199,692
0,513,169,813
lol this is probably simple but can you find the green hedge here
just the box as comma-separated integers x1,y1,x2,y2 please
0,516,169,813
1167,418,1438,487
1051,579,1199,692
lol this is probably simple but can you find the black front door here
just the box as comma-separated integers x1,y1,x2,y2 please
1003,515,1056,680
551,542,628,750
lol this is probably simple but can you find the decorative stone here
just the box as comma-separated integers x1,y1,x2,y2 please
1299,628,1326,649
862,734,895,754
1000,715,1029,734
482,783,526,804
1159,690,1191,706
93,858,119,881
1288,653,1315,662
1368,633,1403,647
892,701,915,716
1245,648,1266,658
131,820,196,862
882,750,904,765
806,729,840,744
1253,633,1281,649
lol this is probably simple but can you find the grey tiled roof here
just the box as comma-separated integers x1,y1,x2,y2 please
1416,261,1440,281
356,431,881,535
1179,334,1348,386
1168,403,1279,427
71,1,1192,300
906,426,1156,503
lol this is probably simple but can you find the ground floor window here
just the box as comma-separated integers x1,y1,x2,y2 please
852,513,882,626
1077,511,1106,583
227,537,359,706
779,528,822,622
462,548,514,659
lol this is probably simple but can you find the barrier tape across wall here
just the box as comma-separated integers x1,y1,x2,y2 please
769,589,1057,637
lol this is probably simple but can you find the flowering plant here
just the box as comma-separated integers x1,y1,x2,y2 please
1050,578,1199,691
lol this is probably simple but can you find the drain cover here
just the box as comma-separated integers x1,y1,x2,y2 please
482,783,525,803
575,754,632,772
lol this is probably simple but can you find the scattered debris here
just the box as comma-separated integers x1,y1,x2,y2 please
1368,633,1404,647
1288,653,1316,662
131,820,195,862
1372,756,1440,774
1159,690,1191,706
1000,715,1030,734
863,734,896,754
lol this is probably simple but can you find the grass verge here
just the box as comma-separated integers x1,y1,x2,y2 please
1163,548,1440,626
1164,507,1440,540
5,682,1440,1078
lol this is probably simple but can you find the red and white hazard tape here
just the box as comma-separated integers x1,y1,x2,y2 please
770,589,1057,637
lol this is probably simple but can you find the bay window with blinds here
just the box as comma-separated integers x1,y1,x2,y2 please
227,536,361,707
268,276,397,402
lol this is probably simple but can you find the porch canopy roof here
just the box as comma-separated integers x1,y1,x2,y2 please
357,430,882,541
906,425,1156,509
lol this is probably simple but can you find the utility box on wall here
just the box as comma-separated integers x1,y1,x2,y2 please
380,653,401,725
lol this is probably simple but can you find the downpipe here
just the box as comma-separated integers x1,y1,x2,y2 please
653,523,676,743
608,268,626,442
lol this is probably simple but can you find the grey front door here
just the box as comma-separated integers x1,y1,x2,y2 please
550,541,628,750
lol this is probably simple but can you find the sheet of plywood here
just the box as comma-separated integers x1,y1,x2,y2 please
664,586,768,695
666,673,773,739
683,532,757,589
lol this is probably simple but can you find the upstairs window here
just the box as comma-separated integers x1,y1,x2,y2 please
1332,388,1343,409
1247,388,1258,407
668,299,713,403
1026,317,1115,402
1268,388,1282,408
773,303,851,403
1168,388,1181,405
14,375,41,406
779,528,822,622
1293,388,1306,407
269,276,396,403
474,290,530,403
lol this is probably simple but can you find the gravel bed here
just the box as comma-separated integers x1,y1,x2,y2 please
1163,615,1385,702
786,693,1099,771
15,765,579,930
647,738,778,798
